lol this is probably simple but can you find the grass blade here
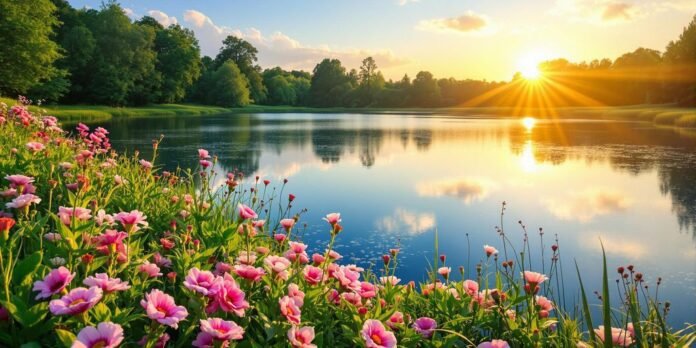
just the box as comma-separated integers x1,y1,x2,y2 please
601,240,612,348
575,260,596,345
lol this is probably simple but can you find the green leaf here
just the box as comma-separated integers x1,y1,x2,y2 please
12,251,43,284
55,329,76,348
575,260,596,345
601,241,612,348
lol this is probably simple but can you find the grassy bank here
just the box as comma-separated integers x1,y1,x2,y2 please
3,97,695,128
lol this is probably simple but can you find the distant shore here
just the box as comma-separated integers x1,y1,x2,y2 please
3,97,695,128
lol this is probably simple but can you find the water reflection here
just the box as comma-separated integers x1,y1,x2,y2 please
98,113,696,325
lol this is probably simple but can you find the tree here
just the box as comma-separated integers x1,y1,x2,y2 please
214,36,266,103
308,59,352,107
664,15,696,105
355,57,385,106
210,61,250,107
0,0,62,96
410,71,441,107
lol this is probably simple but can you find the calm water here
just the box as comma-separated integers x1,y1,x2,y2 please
98,113,696,326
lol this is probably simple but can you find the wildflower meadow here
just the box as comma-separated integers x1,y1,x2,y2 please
0,97,694,347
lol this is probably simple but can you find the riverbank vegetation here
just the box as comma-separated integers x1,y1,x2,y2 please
1,1,695,111
1,86,695,347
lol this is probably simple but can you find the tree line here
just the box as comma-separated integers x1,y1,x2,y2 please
0,0,694,108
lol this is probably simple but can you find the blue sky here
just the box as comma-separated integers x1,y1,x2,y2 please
67,0,695,81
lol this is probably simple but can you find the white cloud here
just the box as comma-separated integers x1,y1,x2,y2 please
543,189,632,223
416,177,496,204
182,9,408,71
548,0,696,24
579,232,648,259
148,10,178,27
398,0,419,5
417,11,493,35
376,208,436,235
122,7,137,20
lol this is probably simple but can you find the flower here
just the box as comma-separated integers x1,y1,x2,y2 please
594,326,634,347
361,319,397,348
233,265,266,282
237,204,257,220
483,245,498,257
33,266,76,299
184,268,221,296
303,266,323,285
114,210,148,232
412,317,437,338
58,206,92,226
0,217,16,240
72,321,124,348
477,340,510,348
49,287,103,316
94,229,128,255
523,271,549,285
198,149,211,159
26,141,45,152
139,261,162,278
210,274,249,317
323,212,341,225
264,255,291,280
139,159,153,169
279,295,302,324
83,273,130,293
386,312,404,329
6,194,41,209
379,276,401,286
140,289,188,328
44,232,62,242
284,241,309,264
280,218,295,232
288,326,317,348
4,174,34,187
438,267,451,279
463,280,479,296
199,318,245,341
535,295,554,318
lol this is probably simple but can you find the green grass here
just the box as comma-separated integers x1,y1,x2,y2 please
3,97,695,128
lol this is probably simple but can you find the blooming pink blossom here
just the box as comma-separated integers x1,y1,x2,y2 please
83,273,130,293
483,245,498,257
284,241,309,264
594,326,634,347
114,210,148,232
288,326,317,348
139,159,153,169
6,193,41,209
438,267,451,279
323,212,341,226
33,266,76,299
237,204,257,220
288,283,305,307
524,271,549,285
210,274,249,317
280,218,295,232
25,141,45,153
386,312,404,330
413,317,437,338
58,206,92,226
4,174,33,188
72,321,124,348
199,318,244,341
234,265,266,282
264,255,291,280
49,287,103,316
183,268,221,296
200,160,212,169
477,340,510,348
280,295,302,324
332,265,361,291
303,266,323,285
139,261,162,278
535,295,554,318
198,149,211,159
359,281,377,299
191,332,218,348
236,251,257,265
463,280,479,296
94,229,127,254
94,209,115,226
379,276,401,286
361,319,397,348
140,289,188,328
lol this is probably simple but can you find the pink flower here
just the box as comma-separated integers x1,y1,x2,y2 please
274,233,287,243
438,267,451,279
198,149,211,159
280,218,295,232
44,232,62,242
535,295,554,318
4,174,34,187
83,273,130,293
236,251,257,265
412,317,437,338
139,261,162,278
94,209,115,226
279,295,302,324
288,326,317,348
359,281,377,299
214,262,232,276
139,159,153,169
184,268,221,296
463,280,479,296
234,265,266,282
26,141,45,153
264,255,291,280
114,210,148,232
284,241,309,264
237,204,257,220
303,266,323,285
288,283,305,307
322,213,341,226
6,194,41,209
58,206,92,226
379,276,401,286
94,229,128,255
200,160,212,169
477,340,510,348
140,289,188,328
49,287,103,316
211,274,249,317
72,321,124,348
483,245,498,257
332,265,361,291
361,319,397,348
33,266,76,299
594,326,634,347
199,318,244,340
191,332,218,348
386,312,404,330
523,271,549,285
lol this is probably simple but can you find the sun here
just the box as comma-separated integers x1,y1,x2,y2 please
520,63,541,80
516,50,552,81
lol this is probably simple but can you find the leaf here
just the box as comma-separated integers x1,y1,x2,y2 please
575,260,596,345
601,241,612,348
55,329,76,348
12,251,42,285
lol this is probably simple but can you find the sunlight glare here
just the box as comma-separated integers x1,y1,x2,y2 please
520,140,538,173
522,117,536,132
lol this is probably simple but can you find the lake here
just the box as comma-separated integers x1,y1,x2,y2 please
97,113,696,326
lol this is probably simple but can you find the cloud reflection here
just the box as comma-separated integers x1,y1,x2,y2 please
376,208,436,235
544,189,632,222
416,177,496,204
579,232,647,259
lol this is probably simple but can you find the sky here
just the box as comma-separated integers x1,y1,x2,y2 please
66,0,696,81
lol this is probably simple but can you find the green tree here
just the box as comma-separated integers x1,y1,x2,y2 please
214,36,266,103
664,15,696,105
410,71,441,107
210,61,251,107
355,56,385,106
308,59,353,107
0,0,62,96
